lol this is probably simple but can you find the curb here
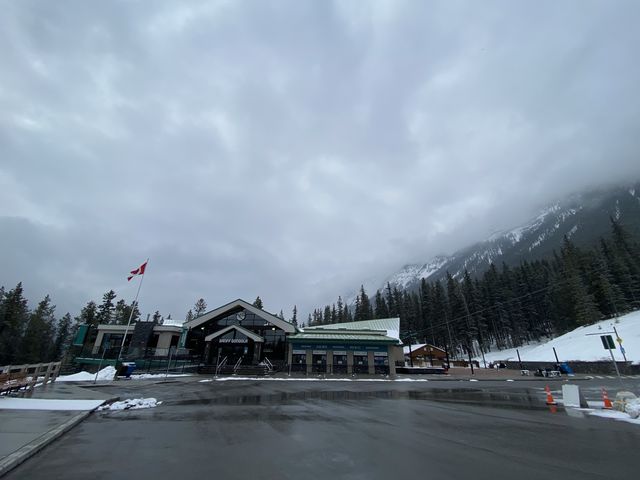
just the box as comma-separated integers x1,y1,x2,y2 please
425,376,593,382
201,375,592,382
0,406,100,478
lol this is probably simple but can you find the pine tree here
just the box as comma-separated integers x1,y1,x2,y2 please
193,298,208,317
323,305,331,324
20,295,56,363
97,290,117,324
374,290,389,318
561,237,601,327
78,301,98,326
343,305,353,322
0,283,29,364
431,280,449,349
607,220,640,307
291,305,298,327
186,309,194,322
385,283,397,317
114,299,139,325
253,296,263,309
355,286,373,320
445,273,466,354
52,313,73,361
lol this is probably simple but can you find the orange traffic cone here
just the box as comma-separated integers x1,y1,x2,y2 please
601,388,613,410
545,385,557,405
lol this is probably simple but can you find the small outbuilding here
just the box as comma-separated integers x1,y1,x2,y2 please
403,343,447,366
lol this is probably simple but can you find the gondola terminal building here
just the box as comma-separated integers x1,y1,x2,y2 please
78,299,404,375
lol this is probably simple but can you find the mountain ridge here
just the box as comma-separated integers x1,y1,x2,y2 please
363,182,640,298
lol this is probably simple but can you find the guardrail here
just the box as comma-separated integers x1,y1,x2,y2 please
0,362,61,394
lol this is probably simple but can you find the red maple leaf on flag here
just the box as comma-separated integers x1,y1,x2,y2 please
127,261,148,281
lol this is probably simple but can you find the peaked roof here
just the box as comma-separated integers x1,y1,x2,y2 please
204,324,264,343
184,299,296,333
304,318,400,342
403,343,446,355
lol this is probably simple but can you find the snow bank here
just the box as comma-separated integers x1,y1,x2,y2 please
57,368,191,382
587,409,640,425
98,398,160,411
476,310,640,363
625,398,640,419
57,366,116,382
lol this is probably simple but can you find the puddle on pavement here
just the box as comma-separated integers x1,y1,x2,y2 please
168,388,554,411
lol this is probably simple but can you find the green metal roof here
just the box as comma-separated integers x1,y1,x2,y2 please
288,331,397,343
303,318,400,342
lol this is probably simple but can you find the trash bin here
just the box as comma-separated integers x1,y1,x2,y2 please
119,362,136,378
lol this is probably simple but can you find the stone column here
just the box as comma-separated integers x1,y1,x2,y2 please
327,350,334,375
388,347,396,376
203,342,211,364
93,331,105,355
306,350,313,375
253,342,261,364
367,351,375,375
347,351,354,375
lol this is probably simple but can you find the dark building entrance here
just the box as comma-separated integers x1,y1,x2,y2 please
184,299,296,368
205,326,263,365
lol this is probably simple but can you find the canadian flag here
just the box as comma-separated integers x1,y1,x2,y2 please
127,261,148,281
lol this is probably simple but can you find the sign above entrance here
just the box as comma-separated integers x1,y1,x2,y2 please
293,344,388,352
219,338,248,344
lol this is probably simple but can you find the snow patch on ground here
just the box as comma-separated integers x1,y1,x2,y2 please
57,366,116,382
205,377,428,382
392,378,430,382
130,373,192,379
98,398,160,411
0,398,105,411
586,409,640,425
476,310,640,363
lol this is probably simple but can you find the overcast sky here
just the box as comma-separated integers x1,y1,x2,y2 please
2,0,640,321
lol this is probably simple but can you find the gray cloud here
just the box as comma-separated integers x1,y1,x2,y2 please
2,0,640,319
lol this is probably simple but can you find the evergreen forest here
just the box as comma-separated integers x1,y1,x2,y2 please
308,220,640,358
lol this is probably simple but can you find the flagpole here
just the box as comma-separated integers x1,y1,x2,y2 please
117,258,149,365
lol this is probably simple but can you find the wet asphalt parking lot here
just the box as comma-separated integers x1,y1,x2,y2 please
5,376,640,480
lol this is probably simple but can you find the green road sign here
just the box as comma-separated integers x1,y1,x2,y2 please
600,335,616,350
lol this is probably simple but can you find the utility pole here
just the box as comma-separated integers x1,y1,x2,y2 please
612,325,627,362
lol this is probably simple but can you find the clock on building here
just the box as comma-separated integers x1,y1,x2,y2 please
236,311,246,321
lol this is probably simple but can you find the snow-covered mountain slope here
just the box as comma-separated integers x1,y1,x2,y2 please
475,310,640,363
384,256,449,290
375,183,640,294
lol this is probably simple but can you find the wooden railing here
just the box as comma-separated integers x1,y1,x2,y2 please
0,362,61,394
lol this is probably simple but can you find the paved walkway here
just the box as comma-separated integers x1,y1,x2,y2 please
0,383,116,477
